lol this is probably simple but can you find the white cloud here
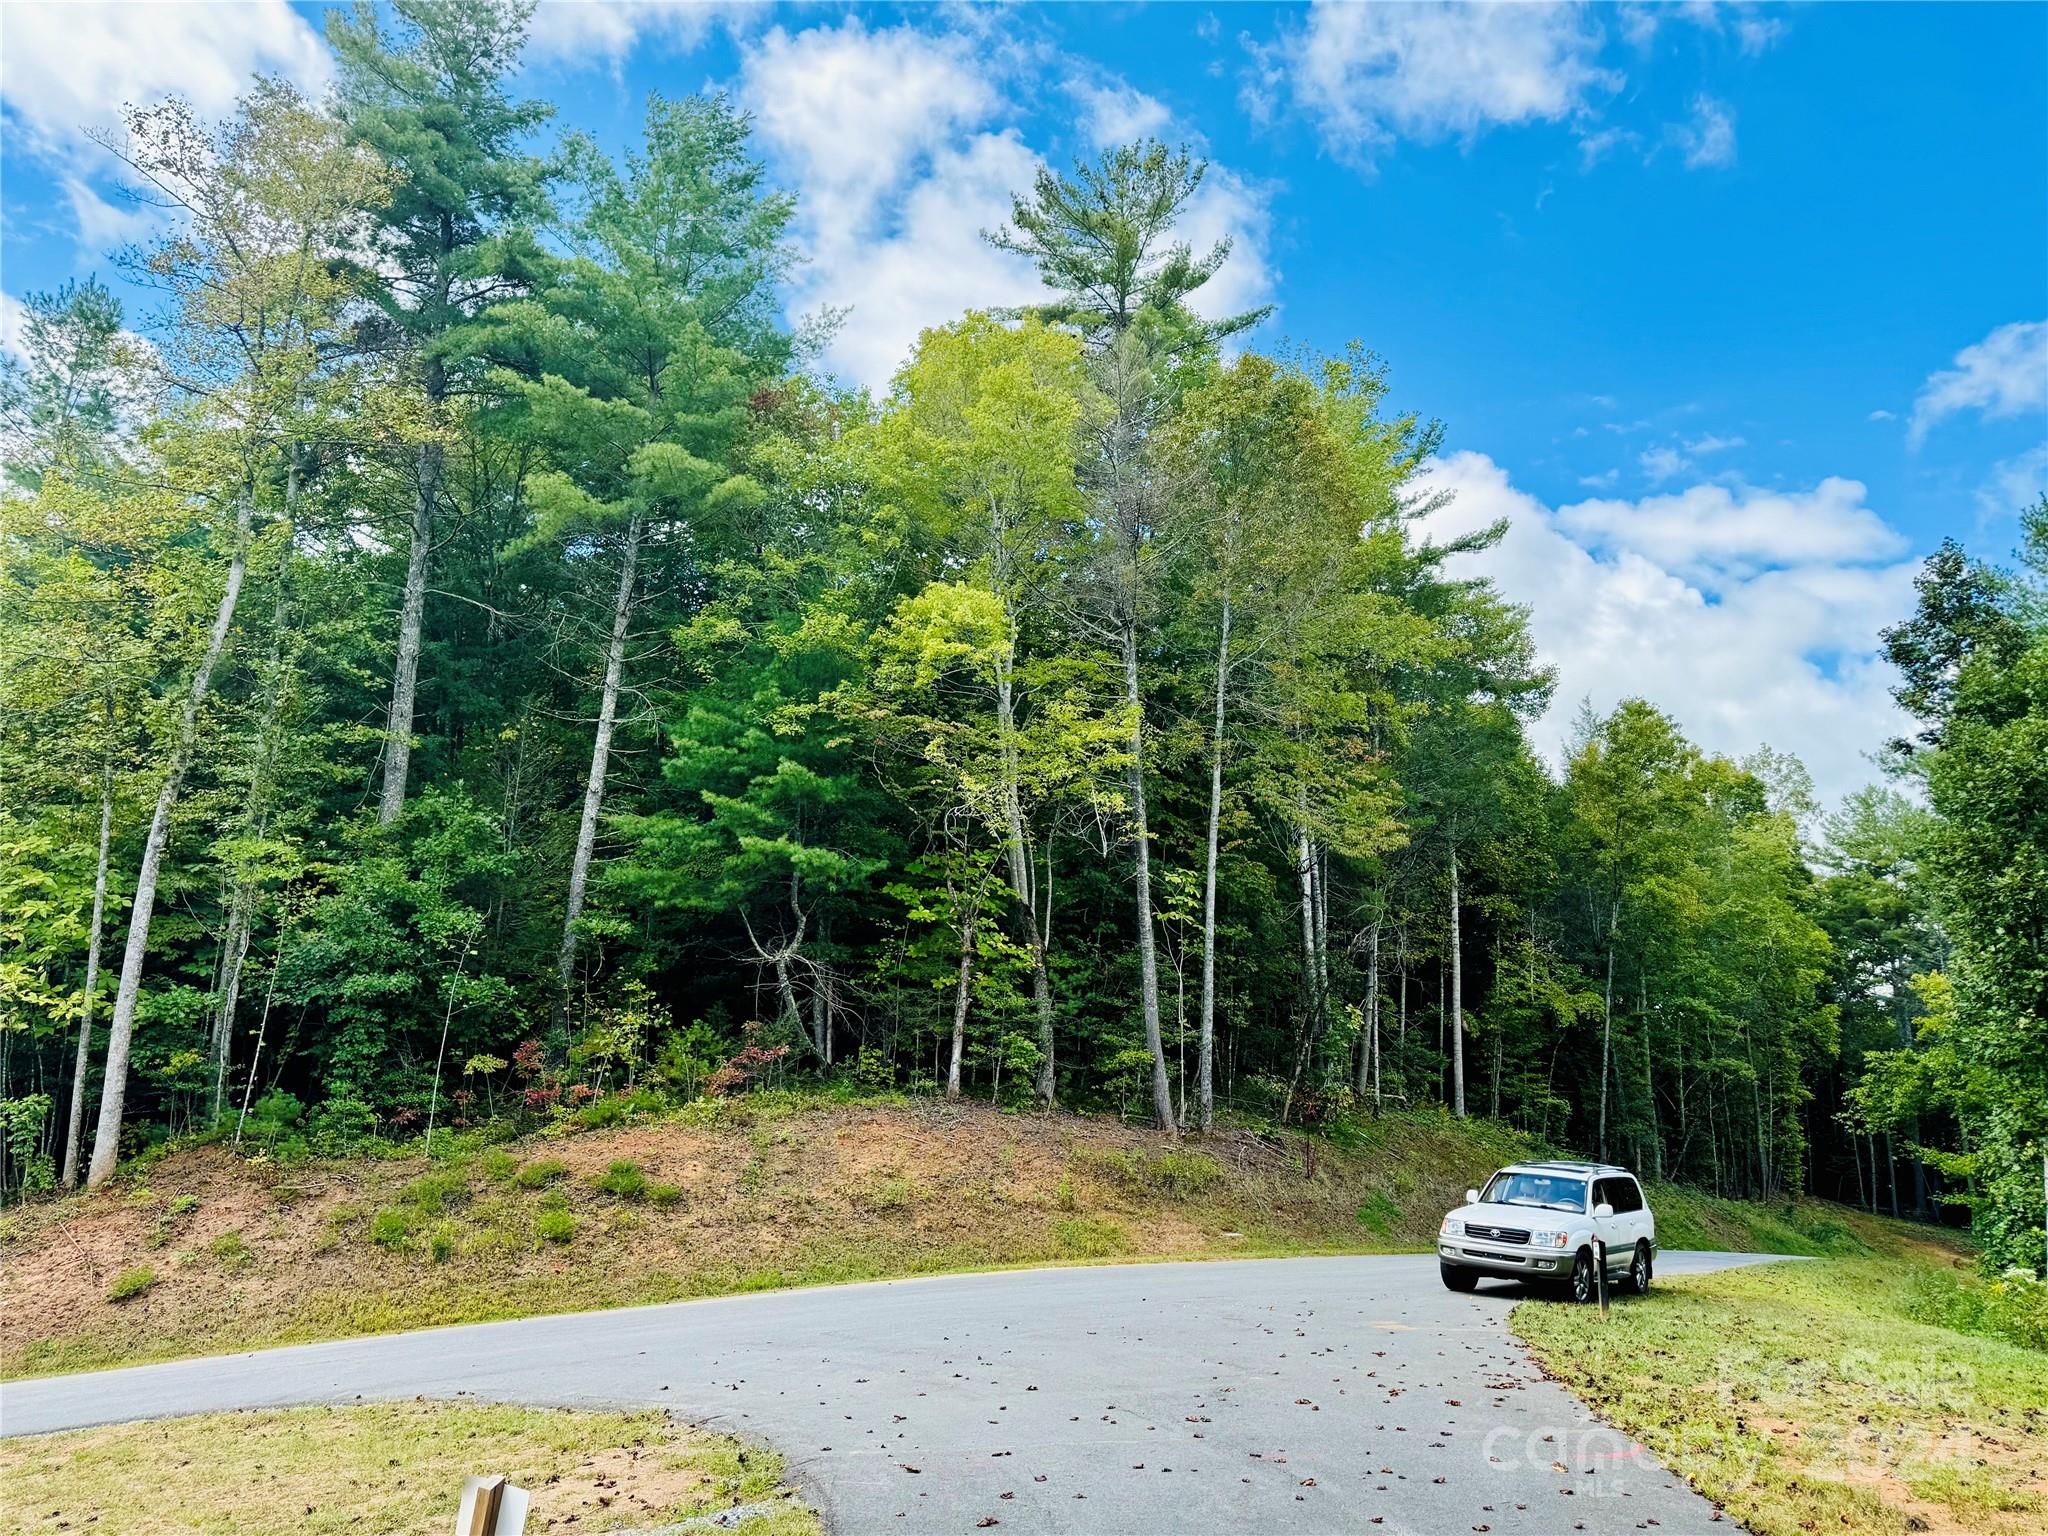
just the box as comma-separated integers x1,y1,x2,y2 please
1576,125,1640,169
1684,433,1745,454
1416,451,1915,804
0,0,329,160
1257,1,1616,169
803,132,1054,391
1908,320,2048,447
1559,475,1907,584
1980,441,2048,520
527,1,715,65
736,19,1032,388
1672,94,1736,168
0,292,29,363
1068,75,1173,150
62,175,159,251
739,18,1272,389
1734,15,1787,56
1179,165,1277,330
1639,445,1688,483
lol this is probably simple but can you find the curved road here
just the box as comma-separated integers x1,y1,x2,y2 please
3,1252,1788,1533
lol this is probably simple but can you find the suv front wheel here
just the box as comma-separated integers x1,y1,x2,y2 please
1569,1249,1598,1304
1440,1262,1478,1292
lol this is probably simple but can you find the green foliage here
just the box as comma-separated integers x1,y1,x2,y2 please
368,1208,412,1248
1051,1216,1127,1258
535,1208,576,1245
593,1159,648,1200
514,1159,566,1189
108,1266,157,1303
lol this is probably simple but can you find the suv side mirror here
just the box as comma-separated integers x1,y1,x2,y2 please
1465,1188,1480,1206
1593,1202,1614,1220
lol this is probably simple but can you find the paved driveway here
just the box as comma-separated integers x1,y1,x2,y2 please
3,1252,1790,1533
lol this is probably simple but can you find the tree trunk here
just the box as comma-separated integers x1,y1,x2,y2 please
209,892,254,1123
1295,823,1320,1036
1122,623,1175,1133
1197,594,1230,1132
1639,998,1662,1181
1357,919,1380,1105
1449,838,1466,1119
60,742,115,1190
378,426,442,825
994,644,1056,1108
946,906,978,1099
555,511,641,1037
1598,894,1620,1157
87,483,255,1188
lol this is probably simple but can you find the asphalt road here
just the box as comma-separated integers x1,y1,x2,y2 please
2,1251,1791,1534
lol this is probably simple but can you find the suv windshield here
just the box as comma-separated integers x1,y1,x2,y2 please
1479,1171,1587,1212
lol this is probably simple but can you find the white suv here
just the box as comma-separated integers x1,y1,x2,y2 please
1438,1161,1656,1302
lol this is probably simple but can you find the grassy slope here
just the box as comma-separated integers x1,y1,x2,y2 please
0,1092,1933,1378
1514,1239,2048,1536
0,1400,818,1536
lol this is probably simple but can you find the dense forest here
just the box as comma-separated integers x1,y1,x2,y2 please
2,1,2041,1272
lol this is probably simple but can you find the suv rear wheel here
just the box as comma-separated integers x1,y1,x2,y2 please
1440,1262,1478,1292
1626,1241,1652,1295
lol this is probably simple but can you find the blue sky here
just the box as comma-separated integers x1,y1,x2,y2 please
4,2,2045,804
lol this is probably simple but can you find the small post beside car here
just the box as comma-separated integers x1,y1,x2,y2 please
1437,1161,1656,1302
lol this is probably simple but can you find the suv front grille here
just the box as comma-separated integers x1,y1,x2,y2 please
1464,1224,1530,1245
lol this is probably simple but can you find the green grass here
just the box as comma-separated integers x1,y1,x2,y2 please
593,1158,649,1200
0,1400,819,1536
106,1266,155,1303
513,1157,567,1189
1514,1239,2047,1536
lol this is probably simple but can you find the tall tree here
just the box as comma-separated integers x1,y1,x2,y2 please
327,0,552,823
490,92,793,1037
83,85,391,1186
988,140,1263,1132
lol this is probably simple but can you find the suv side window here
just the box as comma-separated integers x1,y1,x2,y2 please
1608,1178,1643,1214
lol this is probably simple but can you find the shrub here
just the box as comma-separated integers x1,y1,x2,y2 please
594,1160,648,1200
108,1266,156,1303
1151,1149,1224,1196
1054,1173,1078,1212
536,1209,576,1245
852,1173,920,1212
514,1159,567,1190
1906,1265,2048,1353
400,1167,470,1214
574,1094,631,1131
478,1149,519,1183
850,1045,897,1094
305,1095,379,1156
368,1208,412,1248
428,1225,456,1264
647,1182,685,1208
1053,1217,1127,1258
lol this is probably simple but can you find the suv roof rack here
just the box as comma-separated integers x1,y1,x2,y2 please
1506,1160,1633,1175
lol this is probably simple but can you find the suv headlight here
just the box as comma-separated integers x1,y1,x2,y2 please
1440,1217,1463,1237
1530,1230,1569,1248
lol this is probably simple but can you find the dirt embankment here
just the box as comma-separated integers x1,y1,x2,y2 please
3,1099,1521,1378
